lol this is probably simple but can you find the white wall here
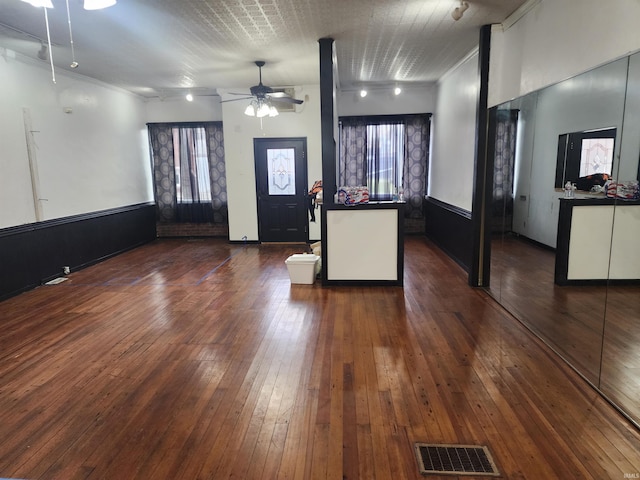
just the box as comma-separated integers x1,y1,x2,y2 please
220,86,322,241
490,0,640,107
336,85,436,116
429,51,479,211
145,96,222,123
0,49,152,229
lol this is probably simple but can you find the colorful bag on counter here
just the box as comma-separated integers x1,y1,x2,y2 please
605,180,639,200
337,186,369,205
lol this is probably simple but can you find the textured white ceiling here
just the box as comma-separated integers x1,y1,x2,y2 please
0,0,530,98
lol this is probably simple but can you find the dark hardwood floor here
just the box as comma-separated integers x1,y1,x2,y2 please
489,233,640,426
1,236,639,479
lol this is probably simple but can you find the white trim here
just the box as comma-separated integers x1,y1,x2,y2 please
1,46,145,99
501,0,542,30
438,46,479,84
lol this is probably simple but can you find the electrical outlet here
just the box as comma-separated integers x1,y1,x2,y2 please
63,266,70,275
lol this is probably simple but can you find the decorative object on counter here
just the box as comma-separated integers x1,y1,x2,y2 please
337,186,369,205
605,180,640,200
564,181,575,199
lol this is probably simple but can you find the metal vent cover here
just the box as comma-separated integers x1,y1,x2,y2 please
415,443,500,476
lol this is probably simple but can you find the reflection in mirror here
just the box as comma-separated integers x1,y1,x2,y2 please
600,51,640,426
487,54,636,418
487,104,519,303
554,128,616,191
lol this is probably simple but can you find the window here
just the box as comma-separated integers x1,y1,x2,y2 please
338,114,430,218
148,122,227,224
267,148,296,196
366,123,405,199
173,127,212,203
555,127,616,189
579,137,614,178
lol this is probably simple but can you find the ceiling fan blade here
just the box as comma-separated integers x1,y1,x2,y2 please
224,61,303,106
271,96,304,105
220,97,253,103
267,91,289,98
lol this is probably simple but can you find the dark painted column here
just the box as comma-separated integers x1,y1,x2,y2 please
318,37,336,205
469,24,492,287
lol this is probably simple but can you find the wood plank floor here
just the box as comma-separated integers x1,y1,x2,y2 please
1,236,639,479
489,233,640,424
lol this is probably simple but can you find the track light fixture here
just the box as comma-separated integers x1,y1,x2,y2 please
452,1,469,21
65,0,78,68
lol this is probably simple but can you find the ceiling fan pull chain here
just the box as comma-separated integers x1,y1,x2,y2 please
66,0,79,68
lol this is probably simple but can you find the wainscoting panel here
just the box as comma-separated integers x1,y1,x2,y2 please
0,203,156,302
423,197,473,272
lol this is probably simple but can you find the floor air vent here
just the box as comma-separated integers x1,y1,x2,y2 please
415,443,500,476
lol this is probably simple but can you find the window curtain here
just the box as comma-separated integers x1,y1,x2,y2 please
404,115,430,218
148,124,176,223
205,123,228,224
338,114,430,218
148,122,227,224
338,118,367,187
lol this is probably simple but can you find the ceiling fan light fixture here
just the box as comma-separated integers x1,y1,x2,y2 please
84,0,116,10
244,103,256,116
185,93,194,102
256,102,271,118
394,87,402,96
360,89,367,98
21,0,54,8
268,105,279,117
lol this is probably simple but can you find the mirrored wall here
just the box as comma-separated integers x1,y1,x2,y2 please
487,52,640,427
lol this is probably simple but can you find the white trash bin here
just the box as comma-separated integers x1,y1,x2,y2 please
285,254,320,284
